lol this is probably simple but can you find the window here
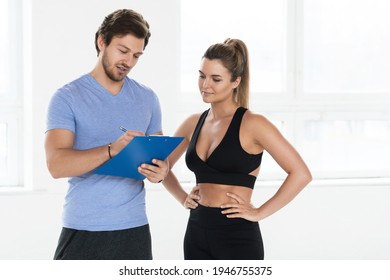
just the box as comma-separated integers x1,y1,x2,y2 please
180,0,390,180
0,0,24,186
298,113,390,179
302,0,390,93
181,0,287,96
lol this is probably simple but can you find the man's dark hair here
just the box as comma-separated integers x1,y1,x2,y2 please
94,9,151,56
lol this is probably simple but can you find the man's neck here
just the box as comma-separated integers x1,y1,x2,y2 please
90,67,124,96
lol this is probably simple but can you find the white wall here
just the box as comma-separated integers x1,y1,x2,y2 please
148,180,390,260
0,0,389,260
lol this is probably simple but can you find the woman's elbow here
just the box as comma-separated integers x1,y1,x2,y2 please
301,169,313,186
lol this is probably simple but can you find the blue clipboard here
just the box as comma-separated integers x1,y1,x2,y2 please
94,136,184,180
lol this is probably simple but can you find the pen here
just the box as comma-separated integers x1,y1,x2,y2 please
120,126,149,136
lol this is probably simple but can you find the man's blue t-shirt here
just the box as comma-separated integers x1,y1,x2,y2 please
46,74,162,231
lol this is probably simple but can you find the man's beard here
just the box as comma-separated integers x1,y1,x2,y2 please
102,53,128,82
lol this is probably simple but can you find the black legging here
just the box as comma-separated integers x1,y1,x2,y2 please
184,204,264,260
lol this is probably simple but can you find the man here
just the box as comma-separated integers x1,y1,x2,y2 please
45,9,168,260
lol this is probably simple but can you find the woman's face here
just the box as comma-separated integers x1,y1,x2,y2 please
198,58,240,104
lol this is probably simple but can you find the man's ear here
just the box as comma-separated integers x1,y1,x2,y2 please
97,35,105,52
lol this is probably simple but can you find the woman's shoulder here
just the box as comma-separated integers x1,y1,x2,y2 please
182,112,204,128
243,109,270,124
174,112,204,137
241,109,284,149
242,109,279,134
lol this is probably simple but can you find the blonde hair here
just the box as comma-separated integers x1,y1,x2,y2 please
203,38,250,108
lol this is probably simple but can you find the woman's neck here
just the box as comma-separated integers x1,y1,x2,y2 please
209,102,239,120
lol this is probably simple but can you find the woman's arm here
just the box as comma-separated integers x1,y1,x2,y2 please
221,113,312,221
161,114,202,208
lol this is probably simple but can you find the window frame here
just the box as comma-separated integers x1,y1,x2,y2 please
178,0,390,181
0,0,25,188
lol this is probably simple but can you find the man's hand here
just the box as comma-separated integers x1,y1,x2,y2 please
109,130,144,157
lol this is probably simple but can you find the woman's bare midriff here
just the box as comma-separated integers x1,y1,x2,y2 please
197,183,253,207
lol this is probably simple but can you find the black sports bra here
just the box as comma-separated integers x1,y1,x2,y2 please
185,107,263,189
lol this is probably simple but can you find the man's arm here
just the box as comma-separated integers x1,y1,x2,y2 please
45,128,142,178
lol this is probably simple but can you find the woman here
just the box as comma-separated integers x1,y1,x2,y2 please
140,38,312,260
